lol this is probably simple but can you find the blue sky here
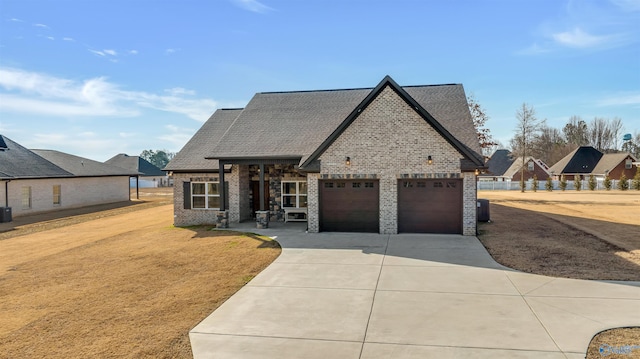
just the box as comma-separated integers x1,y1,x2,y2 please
1,0,638,161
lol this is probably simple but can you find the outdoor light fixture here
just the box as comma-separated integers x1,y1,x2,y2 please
345,157,351,166
427,155,433,165
475,168,480,175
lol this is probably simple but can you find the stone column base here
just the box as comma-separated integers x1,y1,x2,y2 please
256,211,270,229
216,210,229,228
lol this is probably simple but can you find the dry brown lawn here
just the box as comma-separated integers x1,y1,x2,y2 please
477,190,640,356
0,190,281,359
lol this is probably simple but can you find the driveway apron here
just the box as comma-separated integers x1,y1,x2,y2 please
190,230,640,359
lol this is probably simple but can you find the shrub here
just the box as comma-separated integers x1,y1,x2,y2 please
618,173,629,191
604,174,612,191
574,174,582,191
545,176,553,191
531,175,538,192
633,167,640,191
559,175,567,191
520,178,526,192
588,174,597,191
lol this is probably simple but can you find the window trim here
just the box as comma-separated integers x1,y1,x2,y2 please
281,181,308,208
21,186,32,209
53,185,61,206
625,159,632,170
191,181,221,210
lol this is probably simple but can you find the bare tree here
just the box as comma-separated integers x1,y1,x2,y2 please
563,116,589,147
512,103,544,192
622,131,640,158
467,94,497,156
531,125,570,165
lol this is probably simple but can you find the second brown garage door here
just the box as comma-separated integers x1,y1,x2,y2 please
398,179,462,234
319,180,379,232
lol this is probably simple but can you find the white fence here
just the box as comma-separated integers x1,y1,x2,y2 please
477,179,633,191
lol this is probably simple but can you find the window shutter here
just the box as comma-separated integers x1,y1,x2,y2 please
183,182,191,209
224,181,229,210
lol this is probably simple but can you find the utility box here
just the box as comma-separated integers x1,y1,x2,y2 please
0,207,12,223
477,199,490,222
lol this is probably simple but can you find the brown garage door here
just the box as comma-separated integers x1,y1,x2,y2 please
398,179,462,234
320,180,379,232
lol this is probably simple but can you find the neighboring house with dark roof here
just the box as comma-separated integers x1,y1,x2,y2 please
548,146,603,180
591,152,638,180
105,154,170,187
478,149,514,181
0,135,137,220
165,76,485,235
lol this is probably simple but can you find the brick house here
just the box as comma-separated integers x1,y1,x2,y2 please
549,146,637,181
591,153,638,180
505,156,551,181
165,76,485,235
0,135,137,220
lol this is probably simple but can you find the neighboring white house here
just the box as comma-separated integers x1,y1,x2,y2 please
0,135,138,220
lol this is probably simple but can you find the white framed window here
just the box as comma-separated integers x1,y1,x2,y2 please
527,160,534,171
625,159,632,169
21,186,31,209
53,185,61,205
282,181,307,208
191,182,220,209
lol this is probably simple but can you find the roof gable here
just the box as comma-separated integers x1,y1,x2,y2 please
300,76,484,169
592,152,637,174
0,135,72,179
549,146,603,174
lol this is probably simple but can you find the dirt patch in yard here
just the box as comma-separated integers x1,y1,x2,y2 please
477,191,640,280
0,202,281,358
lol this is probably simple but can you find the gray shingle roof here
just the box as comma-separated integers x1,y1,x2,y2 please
481,149,514,176
31,150,138,177
0,135,72,179
105,154,166,176
165,108,242,171
169,78,483,171
592,153,637,175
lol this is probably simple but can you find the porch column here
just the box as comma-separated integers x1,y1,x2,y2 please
259,163,266,211
219,163,226,210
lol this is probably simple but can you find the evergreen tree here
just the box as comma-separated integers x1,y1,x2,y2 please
545,176,553,191
559,175,567,191
633,167,640,191
618,173,629,191
588,174,597,191
532,175,538,192
604,174,612,191
574,174,582,191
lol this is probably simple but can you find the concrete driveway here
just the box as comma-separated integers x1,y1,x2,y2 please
190,228,640,358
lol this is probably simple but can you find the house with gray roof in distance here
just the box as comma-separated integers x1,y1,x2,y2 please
548,146,604,180
165,76,485,235
0,135,137,221
105,154,170,187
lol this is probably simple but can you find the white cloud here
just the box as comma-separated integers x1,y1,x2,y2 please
0,67,218,121
89,49,106,57
33,23,49,28
129,50,138,55
597,92,640,106
63,37,75,42
517,43,552,55
231,0,273,13
104,49,117,56
158,124,196,149
165,48,179,54
610,0,640,12
10,18,23,22
46,36,55,41
551,27,612,48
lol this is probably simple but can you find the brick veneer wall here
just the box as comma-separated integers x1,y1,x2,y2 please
307,85,477,235
172,171,240,226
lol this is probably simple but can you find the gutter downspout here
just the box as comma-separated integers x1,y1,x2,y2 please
4,180,9,207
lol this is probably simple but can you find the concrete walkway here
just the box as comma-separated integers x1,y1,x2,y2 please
190,226,640,358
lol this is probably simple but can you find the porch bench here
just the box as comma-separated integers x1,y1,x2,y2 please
283,207,308,222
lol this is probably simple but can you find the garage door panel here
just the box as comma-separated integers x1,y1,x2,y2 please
320,180,379,233
398,179,462,234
